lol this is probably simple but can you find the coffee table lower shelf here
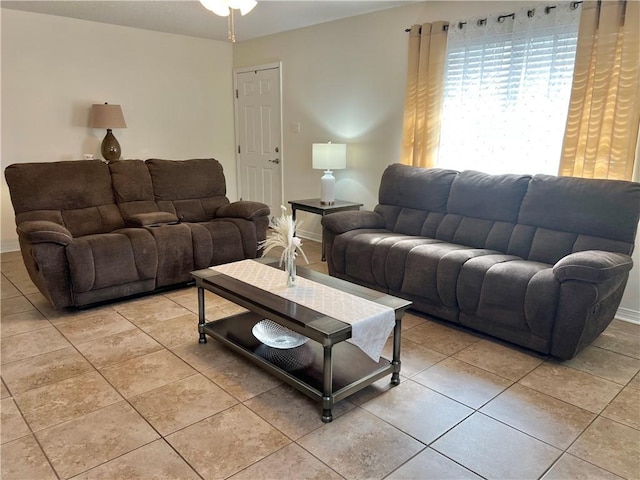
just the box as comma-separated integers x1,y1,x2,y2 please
201,311,397,421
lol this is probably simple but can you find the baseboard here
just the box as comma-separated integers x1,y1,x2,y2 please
1,240,20,254
296,229,322,244
615,307,640,325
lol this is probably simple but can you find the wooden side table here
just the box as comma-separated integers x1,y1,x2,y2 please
288,198,363,261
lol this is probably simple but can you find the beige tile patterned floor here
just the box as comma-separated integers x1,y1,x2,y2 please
1,241,639,479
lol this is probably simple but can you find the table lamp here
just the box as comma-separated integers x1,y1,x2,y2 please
89,103,127,162
312,142,346,205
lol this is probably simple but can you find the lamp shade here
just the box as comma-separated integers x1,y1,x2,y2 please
312,143,346,170
89,104,127,129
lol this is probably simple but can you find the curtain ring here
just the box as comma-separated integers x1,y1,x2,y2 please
477,18,487,26
498,13,515,23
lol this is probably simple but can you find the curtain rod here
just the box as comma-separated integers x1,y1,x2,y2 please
404,1,583,32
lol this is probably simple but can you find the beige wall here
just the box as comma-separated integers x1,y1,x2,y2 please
233,1,639,321
1,3,637,320
232,1,525,237
1,8,236,251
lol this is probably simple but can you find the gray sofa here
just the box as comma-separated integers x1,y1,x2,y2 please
322,164,640,359
5,158,269,309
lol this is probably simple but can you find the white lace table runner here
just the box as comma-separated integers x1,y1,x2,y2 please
210,259,395,361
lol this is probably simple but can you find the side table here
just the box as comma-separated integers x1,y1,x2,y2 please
288,198,363,261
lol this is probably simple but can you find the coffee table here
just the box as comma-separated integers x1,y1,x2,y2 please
191,258,411,422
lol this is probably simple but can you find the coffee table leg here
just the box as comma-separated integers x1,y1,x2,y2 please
321,345,334,423
198,287,207,344
391,318,402,385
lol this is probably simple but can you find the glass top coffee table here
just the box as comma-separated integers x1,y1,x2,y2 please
191,258,411,422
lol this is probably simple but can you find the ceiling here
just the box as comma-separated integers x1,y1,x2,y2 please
1,1,416,42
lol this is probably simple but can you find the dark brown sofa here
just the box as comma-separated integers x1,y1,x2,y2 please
4,158,269,309
322,164,640,359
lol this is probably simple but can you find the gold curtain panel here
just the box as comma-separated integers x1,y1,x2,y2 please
559,0,640,180
400,22,449,169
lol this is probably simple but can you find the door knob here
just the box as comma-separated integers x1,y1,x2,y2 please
268,158,280,164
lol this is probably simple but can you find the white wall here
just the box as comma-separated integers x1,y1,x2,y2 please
1,8,236,252
619,137,640,321
233,1,639,322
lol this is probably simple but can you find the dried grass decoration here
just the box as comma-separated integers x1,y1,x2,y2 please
260,206,309,286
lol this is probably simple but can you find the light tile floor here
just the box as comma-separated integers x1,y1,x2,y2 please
1,241,639,479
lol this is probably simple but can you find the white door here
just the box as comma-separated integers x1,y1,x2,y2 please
234,64,282,223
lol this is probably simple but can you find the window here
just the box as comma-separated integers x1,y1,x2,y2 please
437,4,581,175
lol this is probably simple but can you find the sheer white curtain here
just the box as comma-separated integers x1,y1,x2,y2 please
438,3,581,175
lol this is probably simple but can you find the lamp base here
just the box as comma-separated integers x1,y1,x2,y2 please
101,129,121,162
320,170,336,205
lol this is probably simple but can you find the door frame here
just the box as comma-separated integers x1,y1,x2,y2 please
233,62,284,208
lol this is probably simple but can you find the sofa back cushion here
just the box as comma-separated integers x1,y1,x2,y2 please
376,164,457,232
109,159,160,218
447,171,531,222
517,174,640,262
5,160,124,237
146,158,230,222
434,170,531,249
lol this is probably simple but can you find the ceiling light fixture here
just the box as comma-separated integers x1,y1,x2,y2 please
199,0,258,42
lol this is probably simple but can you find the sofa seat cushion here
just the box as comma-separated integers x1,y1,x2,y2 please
331,229,391,275
66,229,157,293
459,257,559,337
401,243,499,306
187,219,255,269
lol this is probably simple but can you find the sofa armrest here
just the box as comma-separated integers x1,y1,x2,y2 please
125,212,178,227
552,250,633,283
321,210,385,235
217,201,270,220
17,221,72,246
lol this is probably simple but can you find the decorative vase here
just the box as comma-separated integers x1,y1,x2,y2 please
101,129,122,162
285,250,296,287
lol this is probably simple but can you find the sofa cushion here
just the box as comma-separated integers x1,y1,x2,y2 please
384,238,444,290
187,220,248,267
147,158,226,200
62,205,125,238
470,259,559,338
519,174,640,248
5,160,114,213
146,159,230,222
401,243,497,306
378,164,457,211
328,229,390,276
109,159,160,219
66,230,157,293
447,170,531,223
109,160,154,203
5,160,124,237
